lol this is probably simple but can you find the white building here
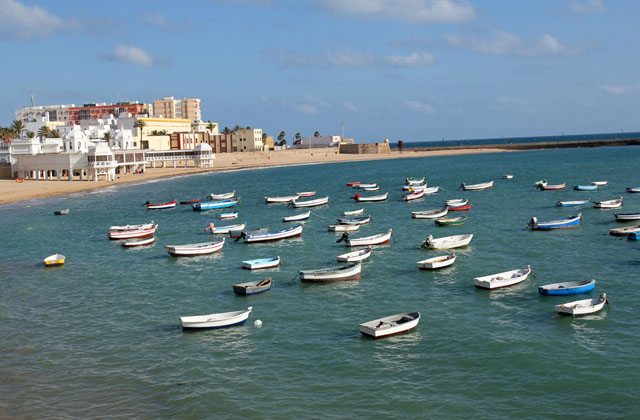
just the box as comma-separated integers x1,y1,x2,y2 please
235,128,264,152
294,135,342,148
15,104,75,124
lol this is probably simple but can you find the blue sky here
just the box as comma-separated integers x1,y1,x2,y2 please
1,0,639,142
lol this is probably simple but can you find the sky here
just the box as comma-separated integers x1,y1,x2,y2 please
1,0,639,142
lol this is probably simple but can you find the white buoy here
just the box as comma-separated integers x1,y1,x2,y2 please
254,319,263,327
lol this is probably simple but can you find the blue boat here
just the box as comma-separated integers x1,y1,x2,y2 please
538,279,596,296
574,184,597,191
192,199,238,211
628,232,640,241
556,199,590,207
528,213,582,230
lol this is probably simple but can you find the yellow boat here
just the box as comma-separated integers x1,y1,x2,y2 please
44,253,65,267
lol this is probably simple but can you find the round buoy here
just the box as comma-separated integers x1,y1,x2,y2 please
254,319,263,327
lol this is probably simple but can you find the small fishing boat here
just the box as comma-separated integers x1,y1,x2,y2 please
362,186,380,192
448,203,473,211
241,256,280,270
359,312,420,338
352,192,388,202
416,254,456,270
179,198,201,205
218,212,238,219
297,191,316,197
537,182,566,191
121,236,155,247
342,208,364,216
460,180,494,191
412,207,448,219
591,181,608,187
357,183,378,189
207,223,246,234
574,184,597,191
54,208,70,216
43,253,65,267
405,177,425,185
502,174,514,179
109,221,154,232
283,211,311,222
337,215,371,225
538,279,596,296
421,186,440,195
434,216,466,226
422,233,473,250
346,182,361,187
299,262,362,282
243,224,303,243
327,224,360,232
534,179,547,187
265,194,300,203
166,238,225,256
403,189,426,201
232,278,272,295
627,232,640,241
593,197,623,209
614,213,640,222
336,247,372,263
210,191,235,200
340,229,393,247
403,182,425,191
554,294,608,316
609,224,640,236
291,196,329,208
193,199,238,211
109,224,158,240
444,198,468,207
528,214,582,230
474,265,532,290
145,200,177,210
625,187,640,194
556,199,590,207
180,306,252,329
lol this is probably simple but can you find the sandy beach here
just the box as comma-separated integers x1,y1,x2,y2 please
0,147,506,205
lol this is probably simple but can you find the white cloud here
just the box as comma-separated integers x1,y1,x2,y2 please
105,45,156,67
319,0,475,23
344,102,359,112
404,100,435,115
599,84,638,95
447,31,572,56
384,52,435,67
571,0,606,15
292,104,320,115
324,49,374,66
287,96,329,115
0,0,69,39
143,12,171,29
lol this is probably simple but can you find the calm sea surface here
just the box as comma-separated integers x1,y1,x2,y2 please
1,146,639,418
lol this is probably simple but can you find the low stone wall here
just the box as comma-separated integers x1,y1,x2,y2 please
339,143,391,154
0,165,12,179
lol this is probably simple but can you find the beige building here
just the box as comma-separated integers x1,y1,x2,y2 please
151,96,201,121
16,104,75,124
235,128,264,152
263,135,275,151
136,117,192,150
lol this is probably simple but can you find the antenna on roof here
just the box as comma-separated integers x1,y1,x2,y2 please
30,94,35,107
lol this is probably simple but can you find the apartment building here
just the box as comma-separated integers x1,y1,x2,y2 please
151,96,201,121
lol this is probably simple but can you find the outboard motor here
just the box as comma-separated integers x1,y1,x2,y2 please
336,232,349,243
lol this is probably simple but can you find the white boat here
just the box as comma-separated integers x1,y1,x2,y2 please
416,254,456,270
327,224,361,232
206,223,246,234
283,211,311,222
165,238,225,256
265,194,300,203
461,180,494,191
121,236,155,247
609,224,640,236
299,262,362,282
412,207,448,219
357,183,378,189
614,213,640,222
554,294,608,316
405,177,425,185
473,265,532,290
502,174,514,179
342,208,364,216
145,200,177,210
337,215,370,225
296,191,316,197
44,253,65,267
243,224,303,243
404,189,426,201
291,196,329,208
109,224,158,240
109,221,154,232
241,256,280,270
352,192,388,202
180,306,252,329
444,198,468,207
210,191,235,200
593,197,623,209
232,278,272,295
403,182,426,191
422,233,473,250
591,181,608,187
421,186,440,195
218,212,238,219
342,229,393,247
362,186,380,191
336,247,372,262
626,187,640,193
359,312,420,338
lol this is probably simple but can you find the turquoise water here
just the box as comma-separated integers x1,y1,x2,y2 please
1,146,639,418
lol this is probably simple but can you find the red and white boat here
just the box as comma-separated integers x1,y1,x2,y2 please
121,236,156,247
296,191,316,197
404,189,426,201
109,221,154,232
352,192,388,202
109,224,158,240
448,203,473,211
165,238,225,256
145,200,177,210
346,182,361,187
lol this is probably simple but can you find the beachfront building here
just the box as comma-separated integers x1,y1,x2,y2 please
293,135,342,148
135,117,193,150
151,97,201,121
68,102,147,124
146,143,214,169
263,135,275,151
235,128,264,152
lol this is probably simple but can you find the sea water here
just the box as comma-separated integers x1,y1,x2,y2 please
1,146,639,418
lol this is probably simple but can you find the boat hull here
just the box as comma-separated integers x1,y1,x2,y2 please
474,266,532,289
299,263,362,282
181,307,252,329
241,257,280,270
166,239,225,256
232,279,272,295
359,312,420,338
416,255,456,269
538,279,596,296
244,225,303,243
554,295,607,316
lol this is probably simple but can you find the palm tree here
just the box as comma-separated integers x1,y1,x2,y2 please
314,131,320,138
277,131,286,146
25,131,35,139
295,132,302,142
233,125,241,132
11,120,24,138
49,129,60,138
133,120,146,147
223,127,231,135
103,132,112,141
37,126,51,139
206,121,216,133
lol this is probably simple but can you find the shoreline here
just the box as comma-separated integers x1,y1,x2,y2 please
0,147,507,206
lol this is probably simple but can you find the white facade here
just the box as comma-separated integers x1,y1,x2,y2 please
15,104,75,124
235,128,263,152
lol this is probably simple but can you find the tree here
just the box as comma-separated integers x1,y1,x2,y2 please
223,126,231,135
37,126,51,139
103,132,112,141
133,120,146,146
49,129,61,138
25,131,35,139
233,124,241,132
277,131,286,146
11,120,24,138
206,121,216,133
295,132,302,142
314,131,320,138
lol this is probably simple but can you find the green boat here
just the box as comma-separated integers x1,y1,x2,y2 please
434,216,466,227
